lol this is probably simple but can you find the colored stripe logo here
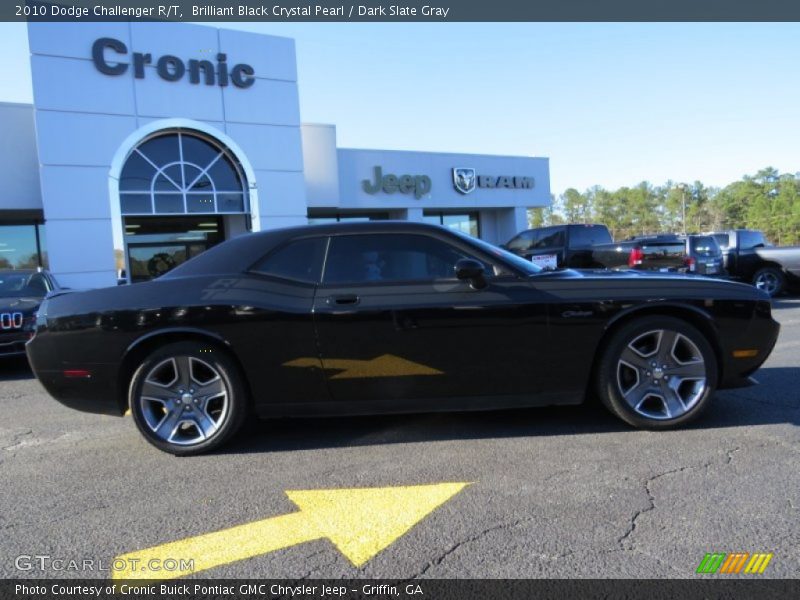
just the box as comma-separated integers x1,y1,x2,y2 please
696,552,773,574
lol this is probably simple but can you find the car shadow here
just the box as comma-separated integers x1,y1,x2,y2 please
0,356,34,381
221,366,800,455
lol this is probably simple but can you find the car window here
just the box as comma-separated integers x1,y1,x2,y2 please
711,233,730,249
25,273,50,296
0,272,49,298
532,229,564,249
251,237,327,283
506,230,537,252
739,231,767,249
640,242,685,257
569,226,612,246
323,233,480,285
690,236,720,257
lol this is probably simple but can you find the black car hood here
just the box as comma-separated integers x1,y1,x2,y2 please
0,297,43,314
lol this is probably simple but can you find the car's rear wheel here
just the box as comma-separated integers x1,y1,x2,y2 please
129,341,247,455
752,267,784,297
596,316,717,429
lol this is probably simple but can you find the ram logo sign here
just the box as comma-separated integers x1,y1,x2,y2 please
451,168,534,195
696,552,773,574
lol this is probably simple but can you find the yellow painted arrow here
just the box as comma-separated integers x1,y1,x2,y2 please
112,482,469,580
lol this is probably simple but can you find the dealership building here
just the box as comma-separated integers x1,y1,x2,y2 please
0,22,550,288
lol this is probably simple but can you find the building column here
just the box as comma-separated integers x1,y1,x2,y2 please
397,207,424,223
495,206,529,244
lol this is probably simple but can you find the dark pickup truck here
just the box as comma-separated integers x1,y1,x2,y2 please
503,224,717,274
707,229,800,296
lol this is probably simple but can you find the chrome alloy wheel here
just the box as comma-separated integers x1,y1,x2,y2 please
616,329,707,420
754,271,780,296
137,356,229,446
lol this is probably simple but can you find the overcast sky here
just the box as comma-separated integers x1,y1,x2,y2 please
1,22,798,195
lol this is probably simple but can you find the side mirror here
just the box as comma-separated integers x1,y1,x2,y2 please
455,258,487,289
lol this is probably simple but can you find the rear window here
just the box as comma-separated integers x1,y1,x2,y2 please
569,226,612,247
690,236,720,257
251,237,327,283
641,242,685,257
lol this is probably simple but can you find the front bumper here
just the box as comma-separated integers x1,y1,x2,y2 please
0,331,31,357
718,308,780,389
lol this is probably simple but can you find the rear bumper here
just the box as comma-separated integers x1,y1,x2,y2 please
26,333,125,417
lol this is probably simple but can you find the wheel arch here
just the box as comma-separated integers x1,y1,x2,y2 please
587,303,724,401
117,328,251,414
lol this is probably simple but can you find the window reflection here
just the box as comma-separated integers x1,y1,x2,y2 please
0,223,47,269
423,212,480,237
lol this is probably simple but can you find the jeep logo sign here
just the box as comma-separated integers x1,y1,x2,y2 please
91,38,255,88
362,166,432,200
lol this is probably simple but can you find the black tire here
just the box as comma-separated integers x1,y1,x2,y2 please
596,316,718,429
129,341,248,455
752,267,785,298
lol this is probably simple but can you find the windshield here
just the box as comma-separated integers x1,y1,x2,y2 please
452,231,543,275
0,272,47,298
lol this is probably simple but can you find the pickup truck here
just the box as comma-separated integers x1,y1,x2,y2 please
706,229,800,296
503,225,699,273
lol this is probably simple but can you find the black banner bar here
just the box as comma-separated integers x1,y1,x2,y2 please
2,579,800,600
5,0,800,22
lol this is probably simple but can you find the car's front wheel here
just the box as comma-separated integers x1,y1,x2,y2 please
129,341,247,455
596,316,718,429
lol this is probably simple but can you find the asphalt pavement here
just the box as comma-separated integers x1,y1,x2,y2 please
1,299,798,579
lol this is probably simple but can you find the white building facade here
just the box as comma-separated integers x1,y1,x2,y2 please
0,22,550,288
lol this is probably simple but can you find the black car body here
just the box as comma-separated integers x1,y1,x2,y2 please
707,229,800,297
0,270,60,358
27,222,780,454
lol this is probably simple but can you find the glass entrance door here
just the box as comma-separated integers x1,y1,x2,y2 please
123,216,222,282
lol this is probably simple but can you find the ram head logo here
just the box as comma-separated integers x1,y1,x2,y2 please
452,168,476,194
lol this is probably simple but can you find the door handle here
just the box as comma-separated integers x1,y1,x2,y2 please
328,294,360,306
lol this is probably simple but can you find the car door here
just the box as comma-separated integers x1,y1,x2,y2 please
312,231,551,408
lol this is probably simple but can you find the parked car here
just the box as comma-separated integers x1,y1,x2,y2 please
503,224,613,269
622,234,725,276
504,225,701,273
706,229,800,297
683,234,725,276
0,269,61,358
27,222,779,455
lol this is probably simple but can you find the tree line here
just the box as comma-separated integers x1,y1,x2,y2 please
530,167,800,245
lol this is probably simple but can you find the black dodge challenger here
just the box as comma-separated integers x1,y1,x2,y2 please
27,222,780,455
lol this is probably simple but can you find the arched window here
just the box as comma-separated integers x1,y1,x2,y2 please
118,131,248,215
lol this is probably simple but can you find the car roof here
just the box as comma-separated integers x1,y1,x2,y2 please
0,269,41,275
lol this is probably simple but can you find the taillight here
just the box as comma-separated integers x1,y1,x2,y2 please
628,247,643,267
684,257,696,272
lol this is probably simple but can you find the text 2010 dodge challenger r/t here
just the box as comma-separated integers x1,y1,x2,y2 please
27,222,780,455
